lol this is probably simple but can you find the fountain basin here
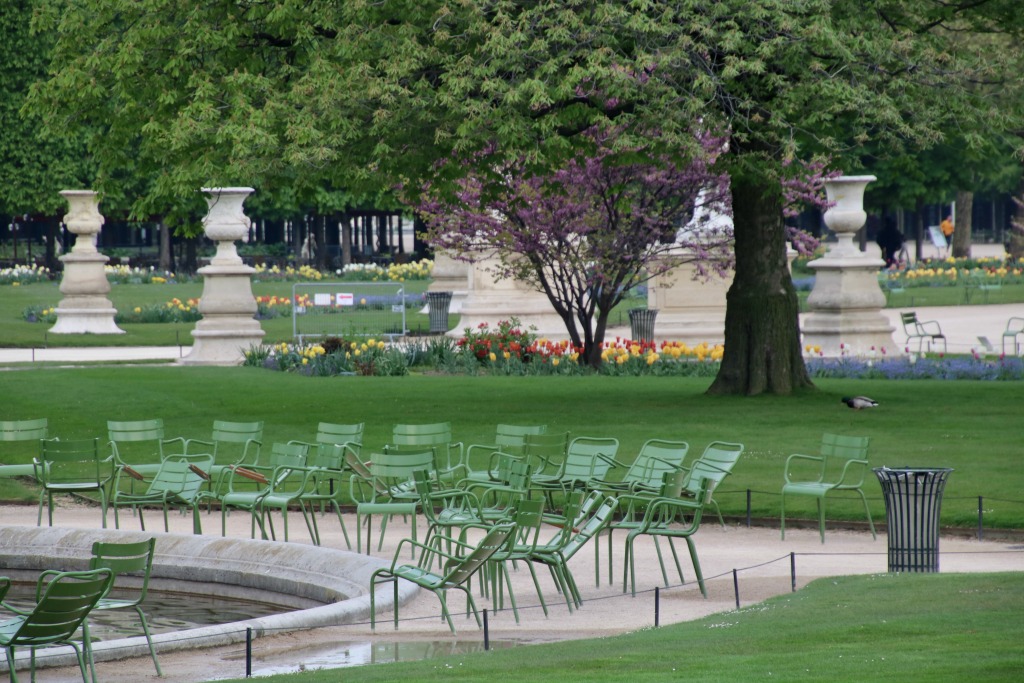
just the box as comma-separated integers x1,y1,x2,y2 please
0,526,417,672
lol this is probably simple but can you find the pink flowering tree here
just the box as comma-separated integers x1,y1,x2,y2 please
416,129,732,368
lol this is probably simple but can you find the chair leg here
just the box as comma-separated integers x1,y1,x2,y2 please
780,492,787,540
817,497,826,544
856,489,877,540
684,537,708,598
135,606,162,676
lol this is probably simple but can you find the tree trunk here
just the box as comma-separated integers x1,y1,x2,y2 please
341,213,353,266
314,214,328,271
707,174,814,396
953,190,972,259
1010,176,1024,261
158,222,173,272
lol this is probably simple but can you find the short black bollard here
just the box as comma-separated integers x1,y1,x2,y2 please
733,569,740,609
654,586,660,627
483,609,489,651
245,627,252,678
790,552,796,592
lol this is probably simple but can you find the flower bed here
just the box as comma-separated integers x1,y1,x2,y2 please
1,265,52,285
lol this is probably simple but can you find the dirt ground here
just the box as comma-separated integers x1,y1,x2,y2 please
2,500,1022,682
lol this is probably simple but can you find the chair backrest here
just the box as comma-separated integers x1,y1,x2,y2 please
522,431,571,475
315,422,364,450
209,420,263,465
563,437,620,481
89,538,157,605
507,498,545,553
264,442,309,488
148,454,215,502
441,522,516,588
492,424,547,455
306,442,347,470
684,441,744,496
6,568,114,646
0,418,48,442
820,433,870,485
37,437,108,486
108,419,166,463
392,423,458,471
557,494,618,562
900,312,925,337
369,448,435,492
622,439,689,487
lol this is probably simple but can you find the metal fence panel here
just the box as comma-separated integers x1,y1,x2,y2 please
292,282,411,343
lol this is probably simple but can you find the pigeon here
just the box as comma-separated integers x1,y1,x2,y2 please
842,396,878,410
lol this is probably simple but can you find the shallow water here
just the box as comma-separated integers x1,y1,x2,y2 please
235,639,518,678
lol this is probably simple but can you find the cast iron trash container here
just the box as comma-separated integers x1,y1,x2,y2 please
873,466,953,573
425,291,453,334
628,308,658,342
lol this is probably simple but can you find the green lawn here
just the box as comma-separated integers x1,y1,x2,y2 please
0,280,647,347
0,370,1020,531
216,573,1024,683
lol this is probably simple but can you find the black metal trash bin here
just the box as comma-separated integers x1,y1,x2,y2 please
425,291,453,334
628,308,658,342
873,467,953,573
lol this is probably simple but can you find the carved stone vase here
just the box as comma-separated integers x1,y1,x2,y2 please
49,190,125,335
181,187,265,365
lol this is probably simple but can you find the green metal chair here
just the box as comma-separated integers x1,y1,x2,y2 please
107,419,183,478
350,448,435,554
589,438,689,495
520,431,571,479
781,433,877,543
177,420,264,499
0,418,48,479
603,468,688,584
529,492,618,611
86,538,160,678
1003,316,1024,356
370,521,516,634
529,436,620,504
110,454,215,534
216,442,310,540
289,443,354,547
478,497,548,622
390,422,465,482
462,424,547,484
622,476,713,597
681,441,745,526
34,437,113,529
900,311,946,355
0,568,114,683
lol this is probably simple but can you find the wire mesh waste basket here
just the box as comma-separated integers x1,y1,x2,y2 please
425,291,453,334
628,308,658,342
873,467,953,573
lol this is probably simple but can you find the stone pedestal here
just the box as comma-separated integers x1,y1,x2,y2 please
802,176,897,356
452,253,567,338
181,187,265,365
426,251,470,313
50,190,125,335
644,253,733,344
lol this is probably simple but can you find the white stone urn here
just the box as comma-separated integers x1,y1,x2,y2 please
61,190,104,253
201,187,252,265
181,187,264,365
802,175,896,356
822,176,875,258
49,190,124,335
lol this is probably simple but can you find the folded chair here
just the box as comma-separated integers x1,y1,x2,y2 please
110,454,214,534
370,522,516,634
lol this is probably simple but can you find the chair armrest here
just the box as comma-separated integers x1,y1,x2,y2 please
783,453,824,484
918,320,943,336
181,438,215,455
233,467,269,485
832,457,870,487
162,436,188,456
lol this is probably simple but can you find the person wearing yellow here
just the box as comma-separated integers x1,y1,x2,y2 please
940,214,954,256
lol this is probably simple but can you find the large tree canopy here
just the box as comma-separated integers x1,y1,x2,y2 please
28,0,1024,393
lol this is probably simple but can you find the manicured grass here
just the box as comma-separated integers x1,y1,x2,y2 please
0,369,1020,530
216,573,1024,683
797,281,1024,310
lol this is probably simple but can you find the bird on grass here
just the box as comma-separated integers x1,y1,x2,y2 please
842,396,878,410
